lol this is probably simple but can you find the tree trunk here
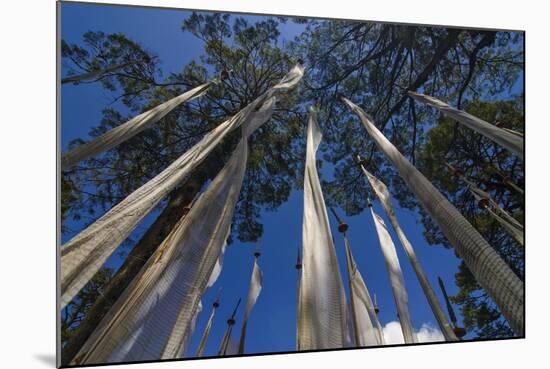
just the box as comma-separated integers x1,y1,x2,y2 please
61,158,222,365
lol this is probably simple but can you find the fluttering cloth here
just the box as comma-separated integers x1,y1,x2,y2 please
237,258,263,354
360,165,457,341
407,91,523,160
343,233,385,346
370,207,416,344
71,98,277,365
60,65,304,308
342,97,524,336
61,78,218,170
297,107,349,350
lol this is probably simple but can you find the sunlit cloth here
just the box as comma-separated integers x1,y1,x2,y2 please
407,91,523,160
60,65,304,308
297,107,349,350
467,182,524,246
237,258,263,354
71,98,277,365
360,165,457,341
194,302,219,357
61,78,218,170
61,61,137,85
343,233,384,346
369,207,416,344
342,97,524,336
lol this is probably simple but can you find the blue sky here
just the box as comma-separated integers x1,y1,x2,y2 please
60,1,472,358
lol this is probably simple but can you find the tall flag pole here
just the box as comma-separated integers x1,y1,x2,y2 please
356,156,458,341
297,106,349,350
407,91,523,160
437,277,466,339
329,208,359,345
341,96,524,336
330,208,385,346
195,290,222,357
484,164,524,195
237,248,263,354
71,97,281,365
61,71,229,170
218,298,241,356
367,203,416,343
295,245,302,350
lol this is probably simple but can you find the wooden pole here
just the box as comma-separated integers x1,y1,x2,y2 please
329,207,360,346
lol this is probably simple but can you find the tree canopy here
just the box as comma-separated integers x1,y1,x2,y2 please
60,11,524,361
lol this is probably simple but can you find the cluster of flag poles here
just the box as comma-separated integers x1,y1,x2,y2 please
444,162,524,247
60,62,524,364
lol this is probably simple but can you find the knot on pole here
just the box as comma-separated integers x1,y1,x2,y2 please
329,207,348,233
477,197,490,209
221,70,231,80
453,326,466,339
337,223,349,233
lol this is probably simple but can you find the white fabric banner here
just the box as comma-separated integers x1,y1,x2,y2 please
370,207,416,344
360,166,457,341
61,79,217,170
342,97,524,335
408,91,523,160
343,234,385,346
71,96,278,365
297,107,349,350
60,65,304,308
238,258,263,354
